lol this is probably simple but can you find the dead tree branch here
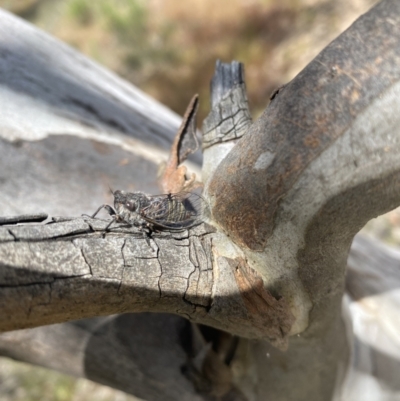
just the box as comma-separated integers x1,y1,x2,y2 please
1,1,400,401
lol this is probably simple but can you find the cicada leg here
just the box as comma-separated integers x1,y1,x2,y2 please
82,204,119,237
81,204,116,219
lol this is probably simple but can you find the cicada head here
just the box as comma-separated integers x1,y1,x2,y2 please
113,190,150,223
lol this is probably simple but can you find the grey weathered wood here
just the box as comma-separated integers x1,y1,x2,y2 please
0,7,200,219
0,9,181,147
0,315,208,401
0,314,250,401
205,1,400,400
0,8,271,400
2,234,399,401
340,234,400,399
0,214,48,225
0,215,292,350
0,218,210,329
202,60,251,148
2,2,400,401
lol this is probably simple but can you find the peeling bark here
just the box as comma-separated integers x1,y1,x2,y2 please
230,258,294,350
160,94,201,193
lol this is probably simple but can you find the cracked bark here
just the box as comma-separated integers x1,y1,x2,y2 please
1,1,400,401
0,218,217,331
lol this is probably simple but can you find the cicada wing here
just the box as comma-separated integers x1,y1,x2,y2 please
141,192,206,229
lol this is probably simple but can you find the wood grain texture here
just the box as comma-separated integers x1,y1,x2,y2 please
202,61,251,149
0,218,219,332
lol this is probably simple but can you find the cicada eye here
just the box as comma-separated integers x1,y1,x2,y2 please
125,201,136,212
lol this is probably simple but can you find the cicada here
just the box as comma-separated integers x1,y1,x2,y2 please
91,190,206,232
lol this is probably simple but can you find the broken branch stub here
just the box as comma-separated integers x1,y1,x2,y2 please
202,60,252,184
202,60,252,149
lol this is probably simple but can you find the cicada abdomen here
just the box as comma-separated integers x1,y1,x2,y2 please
141,192,205,230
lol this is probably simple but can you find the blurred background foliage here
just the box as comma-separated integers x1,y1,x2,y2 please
0,0,386,400
0,0,378,121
